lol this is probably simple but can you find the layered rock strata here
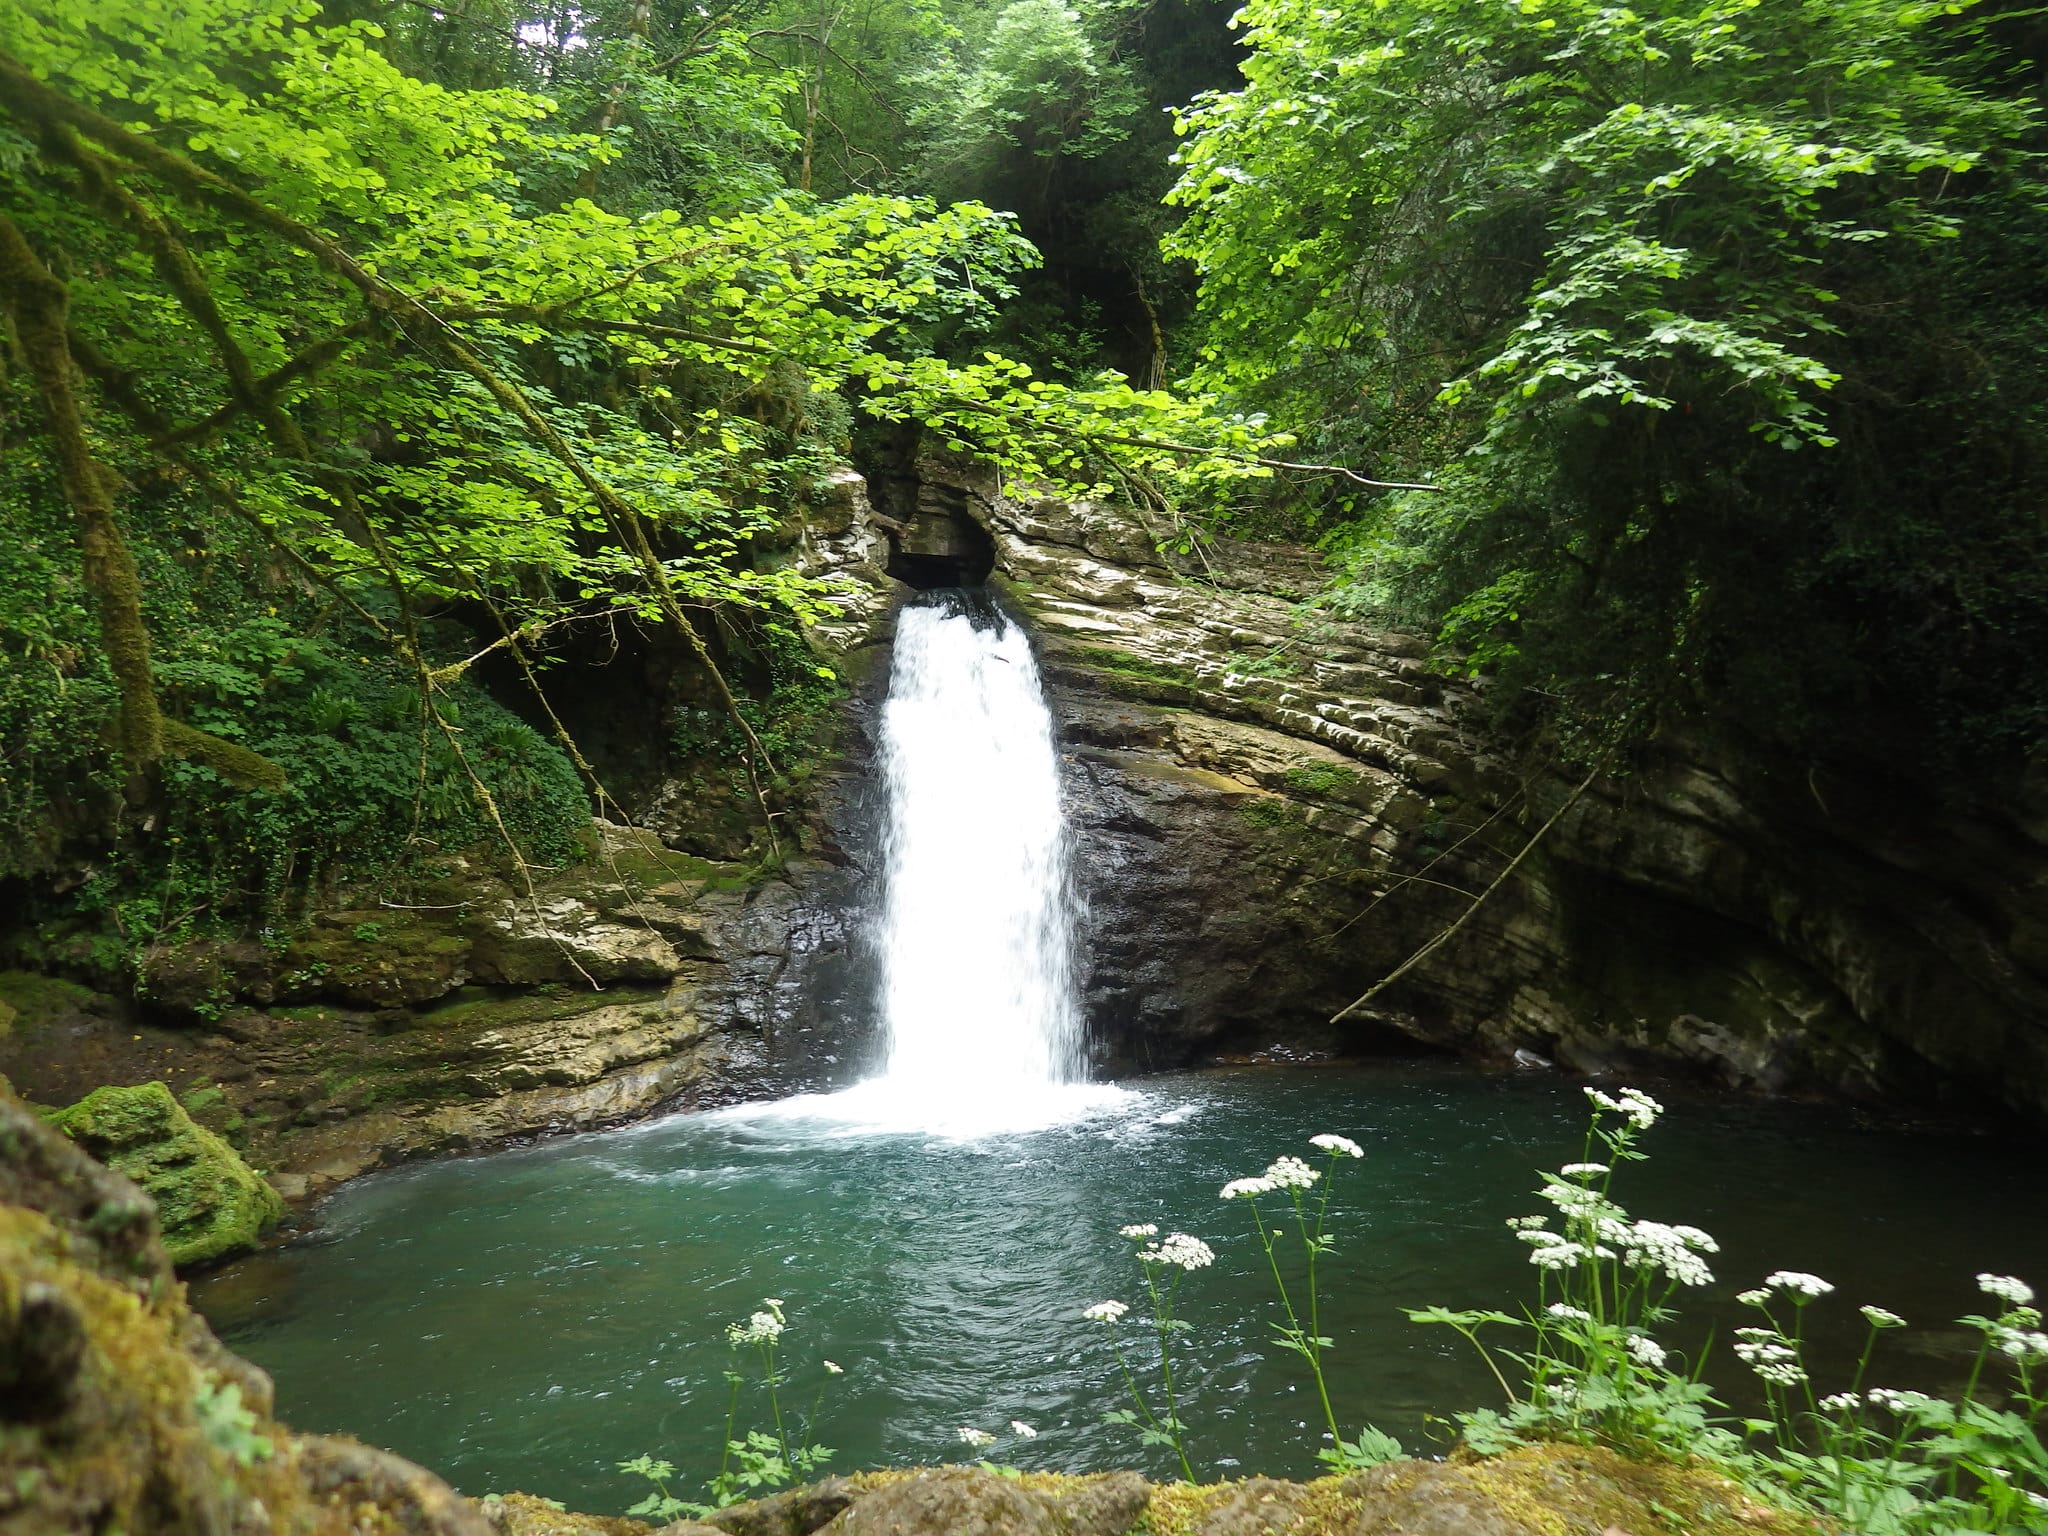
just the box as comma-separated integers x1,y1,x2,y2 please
859,454,2048,1119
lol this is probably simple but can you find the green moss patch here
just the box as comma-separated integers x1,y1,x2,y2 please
51,1081,281,1267
0,969,103,1030
1063,646,1204,695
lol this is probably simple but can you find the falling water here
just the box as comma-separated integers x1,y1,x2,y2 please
758,588,1121,1135
873,590,1084,1093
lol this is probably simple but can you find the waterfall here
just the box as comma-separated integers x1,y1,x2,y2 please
872,590,1083,1094
756,588,1124,1137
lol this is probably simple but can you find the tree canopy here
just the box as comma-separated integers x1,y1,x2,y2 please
1167,0,2048,764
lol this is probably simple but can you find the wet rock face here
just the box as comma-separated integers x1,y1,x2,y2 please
860,451,2048,1120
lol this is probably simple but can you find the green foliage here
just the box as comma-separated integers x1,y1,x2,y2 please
909,0,1141,219
0,0,1287,939
1414,1089,2048,1534
193,1380,274,1468
1167,0,2048,763
621,1298,838,1519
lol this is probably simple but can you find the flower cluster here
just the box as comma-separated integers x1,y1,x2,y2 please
1559,1162,1609,1178
1979,1273,2036,1307
1546,1303,1591,1322
1865,1388,1936,1415
1083,1299,1129,1323
1859,1306,1907,1329
1991,1323,2048,1362
1520,1229,1602,1270
1221,1154,1321,1200
1310,1133,1364,1158
1118,1223,1159,1239
726,1298,787,1346
957,1426,995,1449
1139,1232,1216,1271
1607,1219,1716,1287
1625,1334,1669,1370
1762,1270,1835,1299
1584,1086,1663,1129
1009,1420,1037,1439
1266,1155,1320,1190
1734,1327,1806,1387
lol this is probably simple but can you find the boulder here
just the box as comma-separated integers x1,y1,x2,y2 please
470,896,685,986
0,1084,496,1535
822,1470,1056,1536
702,1476,862,1536
49,1081,281,1266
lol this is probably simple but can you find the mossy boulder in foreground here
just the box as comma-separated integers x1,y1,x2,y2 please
50,1080,281,1265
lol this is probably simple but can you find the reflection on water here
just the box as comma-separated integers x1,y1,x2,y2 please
194,1064,2048,1515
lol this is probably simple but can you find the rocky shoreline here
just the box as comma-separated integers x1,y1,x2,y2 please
0,1083,1816,1536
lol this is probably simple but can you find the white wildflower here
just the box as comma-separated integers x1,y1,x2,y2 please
1763,1271,1835,1299
1519,1229,1569,1248
1310,1134,1364,1158
1118,1223,1159,1239
1866,1388,1935,1415
958,1427,995,1449
1733,1328,1806,1387
1083,1300,1129,1323
1221,1176,1278,1200
1736,1289,1770,1307
1992,1326,2048,1363
1616,1220,1714,1287
1140,1233,1215,1271
1010,1421,1038,1438
1546,1303,1591,1322
823,1360,844,1375
1537,1182,1603,1213
1819,1392,1862,1412
1506,1215,1549,1231
1626,1335,1669,1370
1670,1225,1720,1254
1559,1162,1609,1178
726,1300,787,1346
1859,1306,1907,1329
1979,1274,2036,1307
1585,1086,1663,1129
1264,1155,1321,1190
1531,1244,1585,1270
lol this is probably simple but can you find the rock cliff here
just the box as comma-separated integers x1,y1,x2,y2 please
4,454,2042,1219
834,450,2048,1121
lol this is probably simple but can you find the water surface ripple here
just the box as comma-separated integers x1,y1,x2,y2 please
195,1065,2047,1515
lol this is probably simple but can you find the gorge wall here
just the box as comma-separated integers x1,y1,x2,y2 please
3,455,2043,1219
839,452,2048,1122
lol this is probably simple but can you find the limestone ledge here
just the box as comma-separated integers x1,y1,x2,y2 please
857,453,2048,1120
0,818,780,1211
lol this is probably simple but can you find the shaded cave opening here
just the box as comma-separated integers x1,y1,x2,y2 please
883,501,996,590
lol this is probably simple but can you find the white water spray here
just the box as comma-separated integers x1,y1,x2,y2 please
873,593,1083,1093
751,590,1124,1136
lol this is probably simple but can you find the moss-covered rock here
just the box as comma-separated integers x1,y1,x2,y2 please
50,1081,280,1266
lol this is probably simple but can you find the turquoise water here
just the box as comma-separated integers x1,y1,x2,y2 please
193,1064,2048,1515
